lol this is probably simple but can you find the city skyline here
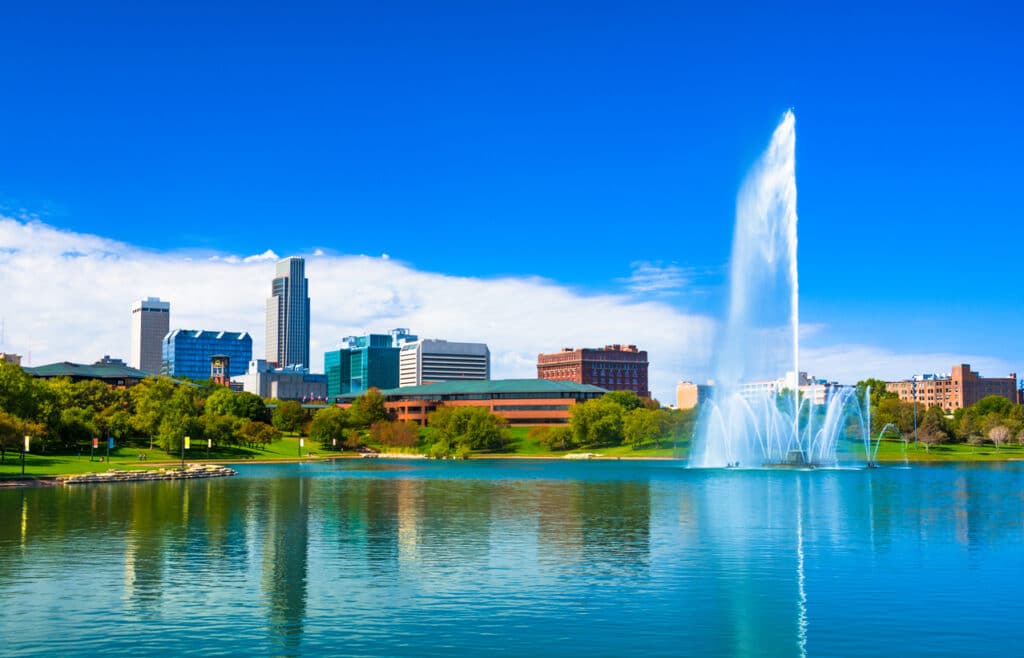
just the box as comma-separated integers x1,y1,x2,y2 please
0,216,1019,403
1,2,1021,401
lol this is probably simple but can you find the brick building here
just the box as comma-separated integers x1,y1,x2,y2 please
335,379,606,426
886,363,1018,411
537,344,649,398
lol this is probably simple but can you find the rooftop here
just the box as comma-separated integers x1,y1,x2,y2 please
25,361,150,380
337,378,606,400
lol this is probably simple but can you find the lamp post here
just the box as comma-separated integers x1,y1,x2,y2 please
911,379,919,449
181,435,190,470
299,437,304,458
22,435,29,475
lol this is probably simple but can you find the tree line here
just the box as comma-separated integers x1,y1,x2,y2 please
856,378,1024,450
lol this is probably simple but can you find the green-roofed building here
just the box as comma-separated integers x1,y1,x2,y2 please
24,359,150,387
334,378,607,426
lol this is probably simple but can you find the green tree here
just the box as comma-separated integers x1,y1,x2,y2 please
918,405,950,450
309,406,350,449
237,421,280,449
271,400,306,434
603,390,645,411
55,407,98,451
569,397,625,447
623,407,663,449
369,420,420,447
0,410,44,464
233,392,269,422
129,377,178,446
856,378,898,409
349,388,389,427
427,406,510,452
202,414,239,448
531,425,576,451
0,361,41,419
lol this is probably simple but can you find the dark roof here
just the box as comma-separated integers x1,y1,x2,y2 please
24,361,149,380
337,378,607,401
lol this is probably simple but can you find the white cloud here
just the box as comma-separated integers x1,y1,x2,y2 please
0,218,716,401
2,217,1015,402
619,261,692,295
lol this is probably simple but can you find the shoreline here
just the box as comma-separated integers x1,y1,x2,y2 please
3,452,1022,485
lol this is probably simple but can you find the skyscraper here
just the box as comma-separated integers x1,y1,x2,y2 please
265,257,310,368
398,339,490,387
130,297,170,375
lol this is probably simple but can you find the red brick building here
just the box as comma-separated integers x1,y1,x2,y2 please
886,363,1018,411
537,344,650,398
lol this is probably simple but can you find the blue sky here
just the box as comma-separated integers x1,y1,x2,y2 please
1,1,1022,392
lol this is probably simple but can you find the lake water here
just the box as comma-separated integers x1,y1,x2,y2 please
2,460,1022,656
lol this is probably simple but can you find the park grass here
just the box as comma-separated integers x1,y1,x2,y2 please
0,434,349,479
870,437,1024,462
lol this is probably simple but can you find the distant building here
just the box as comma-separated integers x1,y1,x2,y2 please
887,364,1018,411
130,297,170,375
265,257,310,368
334,379,606,426
232,359,327,401
676,381,713,410
740,371,844,405
399,339,490,388
537,344,650,398
96,355,127,366
325,329,417,398
0,352,23,366
162,329,253,381
25,361,148,387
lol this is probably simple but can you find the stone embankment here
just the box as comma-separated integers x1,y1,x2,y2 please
62,464,237,485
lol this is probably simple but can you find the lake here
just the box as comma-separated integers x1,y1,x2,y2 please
2,460,1022,656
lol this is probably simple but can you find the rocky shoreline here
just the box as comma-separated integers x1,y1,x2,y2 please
62,464,237,485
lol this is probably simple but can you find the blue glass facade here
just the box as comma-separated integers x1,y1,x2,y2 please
325,329,417,398
162,330,253,381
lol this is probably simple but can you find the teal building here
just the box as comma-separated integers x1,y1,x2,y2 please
325,329,416,398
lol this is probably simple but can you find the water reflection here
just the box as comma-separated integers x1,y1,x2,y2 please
0,461,1021,657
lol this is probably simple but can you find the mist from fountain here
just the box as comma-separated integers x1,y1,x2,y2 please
689,111,872,468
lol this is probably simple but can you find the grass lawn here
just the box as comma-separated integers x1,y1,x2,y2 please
871,437,1024,462
473,427,685,459
0,434,349,479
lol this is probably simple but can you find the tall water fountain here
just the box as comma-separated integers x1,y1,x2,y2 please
689,112,872,468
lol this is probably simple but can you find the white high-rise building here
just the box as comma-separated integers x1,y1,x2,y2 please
130,297,170,374
399,339,490,387
265,257,310,368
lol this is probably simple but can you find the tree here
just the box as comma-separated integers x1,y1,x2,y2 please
129,377,179,446
309,406,350,449
271,400,306,434
343,428,364,450
531,426,576,451
205,388,268,422
569,398,625,447
988,425,1011,451
623,408,662,449
856,378,898,409
55,407,98,451
204,387,238,417
603,390,645,411
237,421,280,449
427,406,510,453
0,410,44,464
918,405,949,451
0,361,43,419
369,420,420,447
349,388,389,427
202,414,239,448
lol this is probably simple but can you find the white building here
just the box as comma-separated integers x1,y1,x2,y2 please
130,297,169,375
399,339,490,387
740,371,845,405
266,257,310,368
232,359,326,401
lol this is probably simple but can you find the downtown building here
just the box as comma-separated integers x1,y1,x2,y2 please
399,339,490,387
233,359,327,401
537,344,650,398
130,297,170,375
162,329,253,381
886,364,1019,411
325,328,417,399
266,257,310,368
